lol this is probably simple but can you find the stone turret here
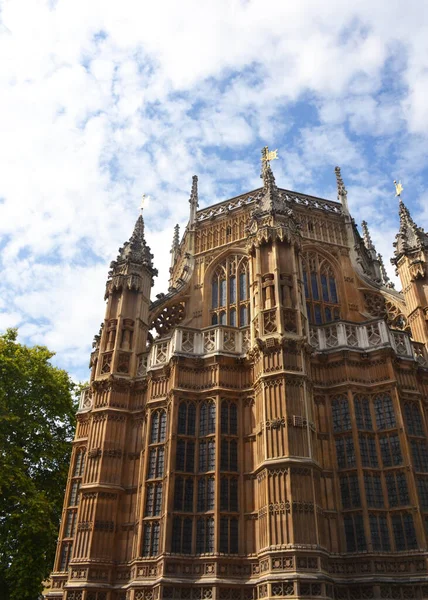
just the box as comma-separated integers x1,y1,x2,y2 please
392,199,428,276
98,212,157,378
392,199,428,344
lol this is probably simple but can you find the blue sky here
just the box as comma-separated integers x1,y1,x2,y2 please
1,0,427,381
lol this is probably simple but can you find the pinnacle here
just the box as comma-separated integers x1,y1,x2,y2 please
393,198,428,262
111,213,157,276
361,220,375,251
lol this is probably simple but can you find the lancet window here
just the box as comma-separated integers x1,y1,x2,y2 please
374,394,395,430
142,521,160,556
369,514,390,551
344,513,366,552
302,252,340,324
403,403,424,437
174,477,194,512
364,472,383,508
359,435,378,467
220,476,238,512
210,255,249,327
197,476,215,512
340,474,361,508
379,434,402,467
196,517,215,553
410,439,428,472
354,396,373,430
150,410,167,443
391,513,417,551
219,517,239,554
386,472,409,507
178,401,196,436
171,517,192,554
145,483,163,516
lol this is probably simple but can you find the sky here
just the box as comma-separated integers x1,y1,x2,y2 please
1,0,428,381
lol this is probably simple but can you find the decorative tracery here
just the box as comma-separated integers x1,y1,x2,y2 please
302,252,340,324
210,255,249,327
151,302,186,336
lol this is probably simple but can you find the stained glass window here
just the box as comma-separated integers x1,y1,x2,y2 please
335,437,356,469
411,439,428,472
220,476,239,512
197,476,215,512
142,521,160,556
404,403,424,437
196,517,215,553
392,513,417,551
364,472,383,508
210,255,250,327
171,517,192,554
200,401,216,436
379,434,402,467
359,435,378,467
332,396,351,432
354,396,373,430
386,472,409,507
59,542,73,571
220,517,238,554
344,513,366,552
221,400,238,435
176,440,195,473
199,440,215,472
374,394,395,430
340,474,360,508
178,402,196,436
221,439,238,472
302,252,340,324
369,514,390,551
150,410,167,443
416,477,428,509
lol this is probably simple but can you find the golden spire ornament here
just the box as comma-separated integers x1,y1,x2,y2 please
261,147,278,163
394,180,403,197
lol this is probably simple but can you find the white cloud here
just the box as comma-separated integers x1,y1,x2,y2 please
0,0,428,377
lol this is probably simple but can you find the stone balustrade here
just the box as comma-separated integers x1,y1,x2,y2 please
148,326,251,369
310,319,428,366
78,321,427,406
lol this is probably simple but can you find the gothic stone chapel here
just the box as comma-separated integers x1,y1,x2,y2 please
47,149,428,600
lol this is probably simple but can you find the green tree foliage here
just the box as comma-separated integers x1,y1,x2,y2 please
0,329,77,600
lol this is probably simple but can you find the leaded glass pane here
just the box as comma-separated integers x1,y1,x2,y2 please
212,279,218,308
311,272,319,300
229,276,236,303
321,274,329,302
220,279,226,307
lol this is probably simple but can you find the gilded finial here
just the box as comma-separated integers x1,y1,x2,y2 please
261,146,278,163
394,180,403,197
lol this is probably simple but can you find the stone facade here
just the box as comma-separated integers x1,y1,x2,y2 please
47,152,428,600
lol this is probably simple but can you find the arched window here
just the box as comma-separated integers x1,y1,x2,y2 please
150,410,167,443
200,401,216,436
221,400,238,435
302,252,340,324
210,255,249,327
73,448,86,477
178,401,196,436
